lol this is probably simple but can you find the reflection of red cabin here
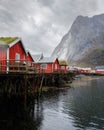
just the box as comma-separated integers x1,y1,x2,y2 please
37,57,59,73
0,37,26,72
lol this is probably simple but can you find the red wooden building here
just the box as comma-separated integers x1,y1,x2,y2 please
36,57,59,73
32,53,43,71
58,60,68,73
95,66,104,75
0,37,27,72
26,50,34,67
79,68,91,74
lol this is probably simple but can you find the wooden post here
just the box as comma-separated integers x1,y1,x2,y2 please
24,75,27,108
39,75,44,94
26,61,28,73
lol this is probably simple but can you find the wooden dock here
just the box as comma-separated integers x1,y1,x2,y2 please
0,62,75,107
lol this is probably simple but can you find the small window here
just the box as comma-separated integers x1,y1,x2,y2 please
15,53,20,62
41,64,47,69
27,61,31,66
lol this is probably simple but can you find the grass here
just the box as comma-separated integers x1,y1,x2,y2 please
0,37,18,45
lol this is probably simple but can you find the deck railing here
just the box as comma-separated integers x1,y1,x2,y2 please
0,59,37,74
0,60,67,74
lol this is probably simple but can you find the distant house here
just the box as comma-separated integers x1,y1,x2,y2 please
58,60,68,73
36,57,59,73
0,37,27,72
79,68,91,74
95,66,104,75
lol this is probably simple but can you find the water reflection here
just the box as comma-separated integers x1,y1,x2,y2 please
0,76,104,130
0,95,43,130
38,76,104,130
63,76,104,129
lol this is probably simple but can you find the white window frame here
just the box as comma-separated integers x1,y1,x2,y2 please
15,53,20,62
61,66,65,70
41,64,47,69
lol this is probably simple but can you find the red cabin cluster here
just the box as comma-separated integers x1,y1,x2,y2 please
67,66,92,74
95,66,104,75
0,37,67,73
34,57,67,73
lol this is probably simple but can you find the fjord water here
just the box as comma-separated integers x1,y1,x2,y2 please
0,76,104,130
38,76,104,130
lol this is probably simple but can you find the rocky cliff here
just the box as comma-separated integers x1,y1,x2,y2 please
52,14,104,67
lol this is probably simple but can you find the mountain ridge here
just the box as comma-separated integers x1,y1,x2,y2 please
52,14,104,67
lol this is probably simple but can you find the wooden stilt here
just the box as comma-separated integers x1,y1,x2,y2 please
24,75,27,108
39,75,44,94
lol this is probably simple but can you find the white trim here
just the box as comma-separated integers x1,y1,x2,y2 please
9,38,27,54
15,53,20,62
9,38,20,48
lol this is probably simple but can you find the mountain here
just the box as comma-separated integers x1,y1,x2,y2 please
52,14,104,67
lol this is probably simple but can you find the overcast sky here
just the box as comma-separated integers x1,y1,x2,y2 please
0,0,104,56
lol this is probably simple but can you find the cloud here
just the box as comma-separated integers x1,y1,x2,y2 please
0,0,104,56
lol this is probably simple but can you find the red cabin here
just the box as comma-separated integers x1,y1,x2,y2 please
95,66,104,75
26,50,34,67
96,69,104,75
32,53,43,71
0,37,27,72
36,57,59,73
58,60,67,73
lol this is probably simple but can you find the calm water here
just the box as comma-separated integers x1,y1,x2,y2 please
0,76,104,130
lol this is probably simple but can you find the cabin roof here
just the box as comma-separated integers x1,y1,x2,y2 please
59,60,68,66
38,57,58,64
95,66,104,69
32,53,43,63
0,37,27,54
0,37,18,45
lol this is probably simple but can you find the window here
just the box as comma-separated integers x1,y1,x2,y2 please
27,61,31,66
41,64,47,69
61,66,65,70
15,53,20,62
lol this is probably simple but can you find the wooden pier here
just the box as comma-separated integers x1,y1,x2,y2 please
0,61,75,107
